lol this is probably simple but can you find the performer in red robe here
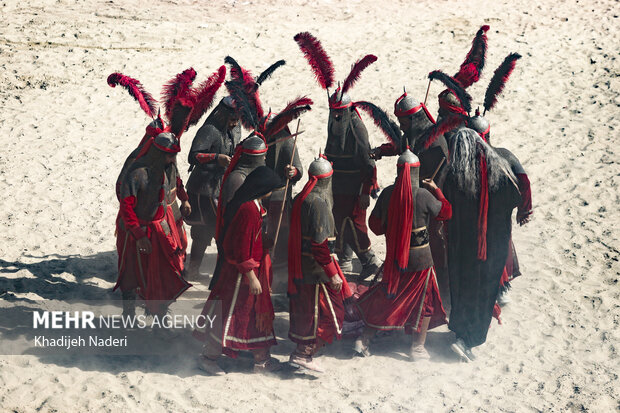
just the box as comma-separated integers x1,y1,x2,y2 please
353,149,452,361
115,132,192,316
194,166,283,375
287,156,352,372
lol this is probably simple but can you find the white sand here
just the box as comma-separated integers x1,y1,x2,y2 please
0,0,618,411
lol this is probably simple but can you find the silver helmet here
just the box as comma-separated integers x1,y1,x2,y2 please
394,93,422,117
468,109,490,139
329,88,352,108
241,135,267,152
397,148,420,166
397,148,420,187
308,156,333,177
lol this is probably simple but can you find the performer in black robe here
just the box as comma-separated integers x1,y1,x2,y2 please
443,128,520,361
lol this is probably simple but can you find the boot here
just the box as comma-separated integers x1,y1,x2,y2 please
337,244,354,273
121,290,136,317
186,244,207,281
185,256,202,281
358,249,381,280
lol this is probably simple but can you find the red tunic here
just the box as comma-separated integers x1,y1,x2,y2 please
194,200,276,356
114,191,190,313
356,267,446,333
289,239,345,345
356,187,451,333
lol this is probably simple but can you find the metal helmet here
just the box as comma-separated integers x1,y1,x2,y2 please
148,116,165,130
438,89,467,117
241,135,267,152
308,156,333,177
397,148,420,166
394,93,423,118
397,148,420,187
153,132,180,153
222,95,236,109
468,109,491,141
329,88,352,109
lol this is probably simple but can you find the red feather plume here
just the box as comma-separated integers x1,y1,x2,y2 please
169,97,194,140
107,73,158,118
423,114,464,149
263,96,313,140
162,67,197,121
342,54,377,94
483,53,521,113
186,65,226,128
294,32,335,89
454,25,490,88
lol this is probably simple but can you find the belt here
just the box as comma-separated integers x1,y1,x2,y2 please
410,226,429,249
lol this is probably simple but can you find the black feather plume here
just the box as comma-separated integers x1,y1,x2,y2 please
355,101,402,148
225,80,257,130
429,70,472,114
483,53,522,113
224,56,245,82
256,60,286,87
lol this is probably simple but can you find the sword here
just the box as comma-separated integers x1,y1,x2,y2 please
266,130,304,147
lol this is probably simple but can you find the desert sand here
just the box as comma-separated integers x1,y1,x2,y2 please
0,0,618,411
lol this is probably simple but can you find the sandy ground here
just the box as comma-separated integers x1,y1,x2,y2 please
0,0,618,411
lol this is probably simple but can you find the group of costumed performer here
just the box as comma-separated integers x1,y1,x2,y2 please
107,23,533,370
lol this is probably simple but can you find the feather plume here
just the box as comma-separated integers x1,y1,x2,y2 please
355,101,402,148
293,32,335,89
429,70,472,114
263,96,313,140
224,56,263,120
256,60,286,87
169,98,194,140
483,53,521,113
224,56,247,82
225,80,257,130
421,114,465,149
454,25,490,88
342,54,377,94
162,67,196,121
186,65,226,128
107,73,158,118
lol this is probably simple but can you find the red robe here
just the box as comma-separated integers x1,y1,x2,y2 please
114,174,190,313
356,188,451,334
289,239,345,345
194,200,276,357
